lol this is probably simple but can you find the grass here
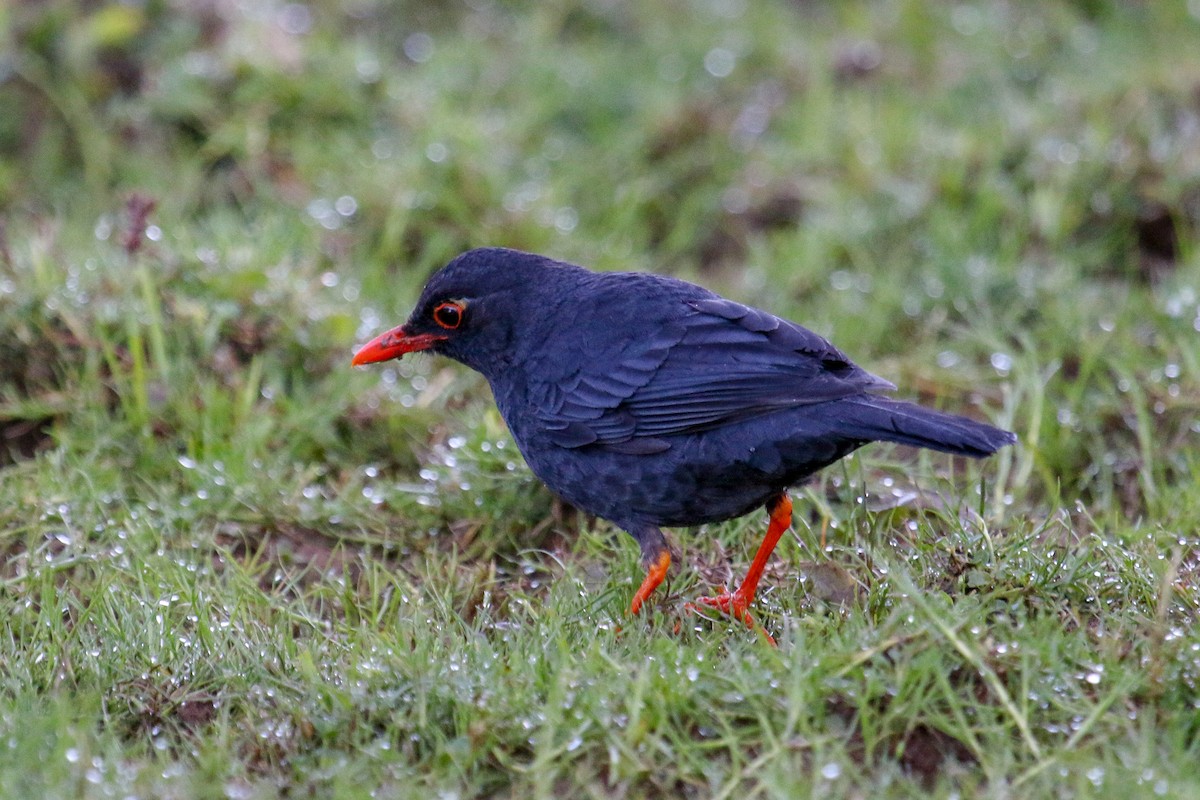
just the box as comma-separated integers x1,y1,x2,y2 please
2,0,1199,796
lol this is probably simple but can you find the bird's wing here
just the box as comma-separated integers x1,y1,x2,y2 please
530,297,895,452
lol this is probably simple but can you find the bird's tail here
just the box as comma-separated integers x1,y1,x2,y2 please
836,395,1016,458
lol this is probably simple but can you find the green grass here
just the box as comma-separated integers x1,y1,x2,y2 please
2,0,1200,796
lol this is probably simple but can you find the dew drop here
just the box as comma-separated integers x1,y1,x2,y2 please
704,48,736,77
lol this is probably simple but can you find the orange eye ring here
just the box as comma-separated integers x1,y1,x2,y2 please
433,301,465,329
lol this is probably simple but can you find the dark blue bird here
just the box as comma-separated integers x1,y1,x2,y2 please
353,248,1016,636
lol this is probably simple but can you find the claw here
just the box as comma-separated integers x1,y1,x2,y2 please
687,587,752,625
685,592,776,645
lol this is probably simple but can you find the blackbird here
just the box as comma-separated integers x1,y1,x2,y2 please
353,248,1016,634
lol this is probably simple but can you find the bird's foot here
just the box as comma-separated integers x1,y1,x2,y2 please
686,587,753,625
685,589,776,646
628,550,672,616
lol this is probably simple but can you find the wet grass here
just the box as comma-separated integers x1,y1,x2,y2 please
2,0,1200,797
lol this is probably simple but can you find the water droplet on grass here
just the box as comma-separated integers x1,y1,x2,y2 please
554,207,578,233
404,32,435,63
277,4,313,35
830,270,853,291
937,350,961,368
704,48,736,77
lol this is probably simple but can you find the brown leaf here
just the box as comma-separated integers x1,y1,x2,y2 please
799,561,861,605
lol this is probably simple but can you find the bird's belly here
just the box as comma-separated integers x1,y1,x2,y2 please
516,444,764,527
512,422,862,530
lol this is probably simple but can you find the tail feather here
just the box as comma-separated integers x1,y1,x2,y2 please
838,395,1016,458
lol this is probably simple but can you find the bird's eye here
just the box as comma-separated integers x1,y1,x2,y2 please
433,301,465,329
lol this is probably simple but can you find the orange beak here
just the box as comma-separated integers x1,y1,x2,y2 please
351,325,447,366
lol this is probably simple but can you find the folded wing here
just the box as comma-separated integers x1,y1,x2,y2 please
531,296,894,452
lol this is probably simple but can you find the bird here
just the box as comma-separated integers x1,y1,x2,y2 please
352,247,1016,637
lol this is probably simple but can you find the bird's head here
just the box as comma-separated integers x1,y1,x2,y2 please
351,248,580,378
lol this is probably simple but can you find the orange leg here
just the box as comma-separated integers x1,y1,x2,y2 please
687,493,792,640
629,550,671,616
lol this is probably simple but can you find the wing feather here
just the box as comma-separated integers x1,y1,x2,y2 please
532,291,891,450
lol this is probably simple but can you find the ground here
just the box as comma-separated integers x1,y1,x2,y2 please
1,1,1199,797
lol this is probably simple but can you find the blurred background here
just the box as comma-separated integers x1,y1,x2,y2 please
3,0,1198,512
9,0,1200,513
